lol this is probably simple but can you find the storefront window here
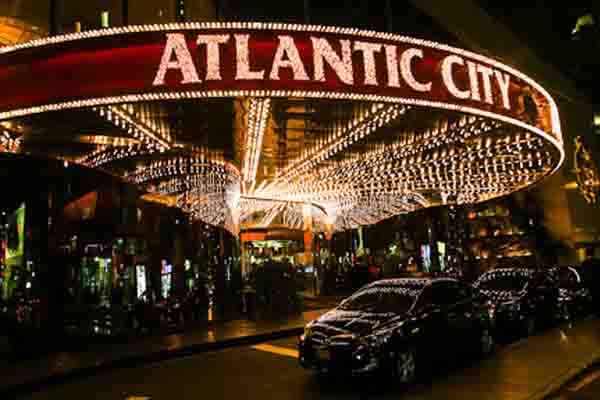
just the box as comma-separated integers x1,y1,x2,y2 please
81,256,112,305
136,265,146,299
161,260,173,299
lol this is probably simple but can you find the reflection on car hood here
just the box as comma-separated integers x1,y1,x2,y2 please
312,309,405,337
480,289,520,304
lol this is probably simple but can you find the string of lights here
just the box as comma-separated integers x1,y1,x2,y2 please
0,134,20,153
76,144,155,168
242,98,271,190
95,105,172,150
279,103,408,180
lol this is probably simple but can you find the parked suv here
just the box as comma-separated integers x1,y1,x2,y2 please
548,266,593,321
299,278,494,382
473,268,559,338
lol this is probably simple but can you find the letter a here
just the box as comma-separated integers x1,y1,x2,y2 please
153,33,201,86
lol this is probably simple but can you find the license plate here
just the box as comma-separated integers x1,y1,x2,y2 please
316,348,330,361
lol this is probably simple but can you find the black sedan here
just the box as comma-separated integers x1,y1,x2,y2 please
299,278,494,382
548,266,593,321
473,268,559,338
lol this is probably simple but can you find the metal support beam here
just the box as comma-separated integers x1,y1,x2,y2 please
385,0,393,32
49,0,63,36
122,0,129,26
304,0,310,24
176,0,185,23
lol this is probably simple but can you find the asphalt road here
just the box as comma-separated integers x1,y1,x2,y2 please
551,365,600,400
18,335,490,400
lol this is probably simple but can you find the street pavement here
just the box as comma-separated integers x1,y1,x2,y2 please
14,317,600,400
550,365,600,400
14,336,461,400
0,309,327,393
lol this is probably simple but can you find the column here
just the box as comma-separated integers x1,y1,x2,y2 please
122,0,129,26
303,0,311,24
50,0,63,36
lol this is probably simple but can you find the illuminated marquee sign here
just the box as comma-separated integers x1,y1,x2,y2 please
0,22,560,145
152,33,513,108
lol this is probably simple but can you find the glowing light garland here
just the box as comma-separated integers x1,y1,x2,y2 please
125,156,237,185
247,113,556,232
96,105,172,150
68,101,559,235
242,98,271,189
279,103,408,180
0,135,20,153
76,145,153,168
0,123,22,153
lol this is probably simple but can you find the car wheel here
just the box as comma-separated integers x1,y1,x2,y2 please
396,349,418,384
524,317,536,336
480,327,494,357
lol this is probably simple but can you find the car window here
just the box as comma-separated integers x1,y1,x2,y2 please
475,273,530,292
452,282,473,302
339,285,419,313
437,282,470,305
418,283,450,308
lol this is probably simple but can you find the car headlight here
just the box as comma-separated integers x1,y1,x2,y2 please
363,327,399,348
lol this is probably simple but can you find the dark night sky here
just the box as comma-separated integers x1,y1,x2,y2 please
476,1,599,98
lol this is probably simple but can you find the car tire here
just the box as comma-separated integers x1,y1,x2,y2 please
396,349,418,384
480,327,495,357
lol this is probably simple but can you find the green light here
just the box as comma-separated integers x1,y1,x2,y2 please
101,11,110,28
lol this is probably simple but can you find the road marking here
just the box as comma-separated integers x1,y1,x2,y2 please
251,343,299,358
568,369,600,392
126,397,151,400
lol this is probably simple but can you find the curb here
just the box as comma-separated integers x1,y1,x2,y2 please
1,326,303,398
526,348,600,400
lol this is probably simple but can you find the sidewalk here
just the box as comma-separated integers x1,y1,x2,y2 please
0,308,327,395
414,316,600,400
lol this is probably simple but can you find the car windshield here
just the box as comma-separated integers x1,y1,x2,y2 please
339,285,419,313
476,274,530,292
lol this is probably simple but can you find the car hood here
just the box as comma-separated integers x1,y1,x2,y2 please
311,308,406,337
480,289,521,305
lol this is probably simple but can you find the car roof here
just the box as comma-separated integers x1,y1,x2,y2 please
477,268,535,280
367,277,459,288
